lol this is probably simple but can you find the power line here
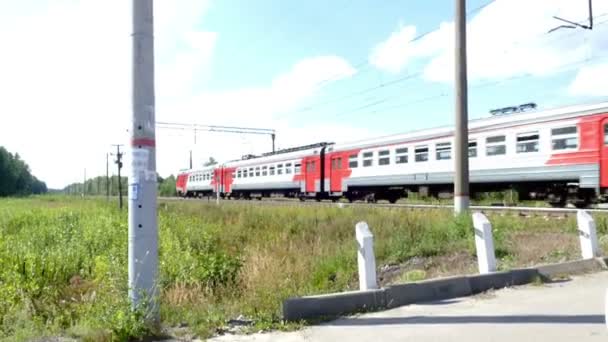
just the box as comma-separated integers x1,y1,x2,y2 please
336,53,608,119
277,0,499,118
295,15,608,120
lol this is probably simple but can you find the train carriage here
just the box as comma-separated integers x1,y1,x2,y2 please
177,101,608,207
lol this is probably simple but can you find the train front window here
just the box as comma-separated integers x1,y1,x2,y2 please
604,124,608,145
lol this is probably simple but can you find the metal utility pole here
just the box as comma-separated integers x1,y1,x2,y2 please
454,0,470,214
106,153,110,200
83,168,86,197
130,0,159,323
549,0,594,33
189,150,193,169
112,144,124,209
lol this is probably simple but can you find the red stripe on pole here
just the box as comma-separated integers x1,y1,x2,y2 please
132,138,156,147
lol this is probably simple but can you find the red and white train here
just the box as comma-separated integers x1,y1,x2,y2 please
176,102,608,207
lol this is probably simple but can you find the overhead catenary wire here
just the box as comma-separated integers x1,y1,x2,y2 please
333,53,608,119
280,10,608,120
275,0,499,118
320,16,608,120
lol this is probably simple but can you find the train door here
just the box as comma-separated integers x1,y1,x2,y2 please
304,158,318,193
222,168,233,194
329,155,343,193
601,119,608,188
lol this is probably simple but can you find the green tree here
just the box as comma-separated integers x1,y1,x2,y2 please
158,175,177,197
0,146,47,197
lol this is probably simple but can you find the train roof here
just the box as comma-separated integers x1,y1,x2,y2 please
332,101,608,151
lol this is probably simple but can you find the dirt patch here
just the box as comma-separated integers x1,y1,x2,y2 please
504,231,579,267
380,231,580,286
379,252,478,286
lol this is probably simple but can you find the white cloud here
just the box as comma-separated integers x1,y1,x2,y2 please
568,63,608,96
371,0,608,95
369,24,419,73
156,55,359,173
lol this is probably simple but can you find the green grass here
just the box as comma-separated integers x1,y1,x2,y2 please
0,196,601,340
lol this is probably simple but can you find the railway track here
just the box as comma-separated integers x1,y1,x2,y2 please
159,197,608,215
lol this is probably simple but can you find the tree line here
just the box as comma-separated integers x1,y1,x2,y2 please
0,147,47,197
63,174,177,197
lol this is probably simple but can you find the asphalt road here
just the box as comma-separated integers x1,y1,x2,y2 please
211,272,608,342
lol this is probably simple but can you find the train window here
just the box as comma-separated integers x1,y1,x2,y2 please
415,146,429,162
363,152,373,167
295,163,301,173
277,164,283,175
486,135,506,156
551,126,578,150
395,147,408,164
286,163,292,174
270,166,275,175
516,131,539,153
379,150,390,165
605,124,608,145
349,154,358,168
255,167,261,177
306,161,315,172
435,142,451,160
249,168,254,177
262,166,268,176
468,140,477,158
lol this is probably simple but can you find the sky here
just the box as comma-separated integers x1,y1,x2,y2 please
1,0,608,189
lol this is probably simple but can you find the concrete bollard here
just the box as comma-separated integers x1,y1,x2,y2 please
472,212,497,274
355,222,378,291
577,210,600,259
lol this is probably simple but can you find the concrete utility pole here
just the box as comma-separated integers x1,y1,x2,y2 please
112,144,124,209
106,153,110,200
130,0,159,323
454,0,470,214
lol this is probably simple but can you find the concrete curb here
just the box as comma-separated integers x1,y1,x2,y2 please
283,289,386,321
282,257,607,321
